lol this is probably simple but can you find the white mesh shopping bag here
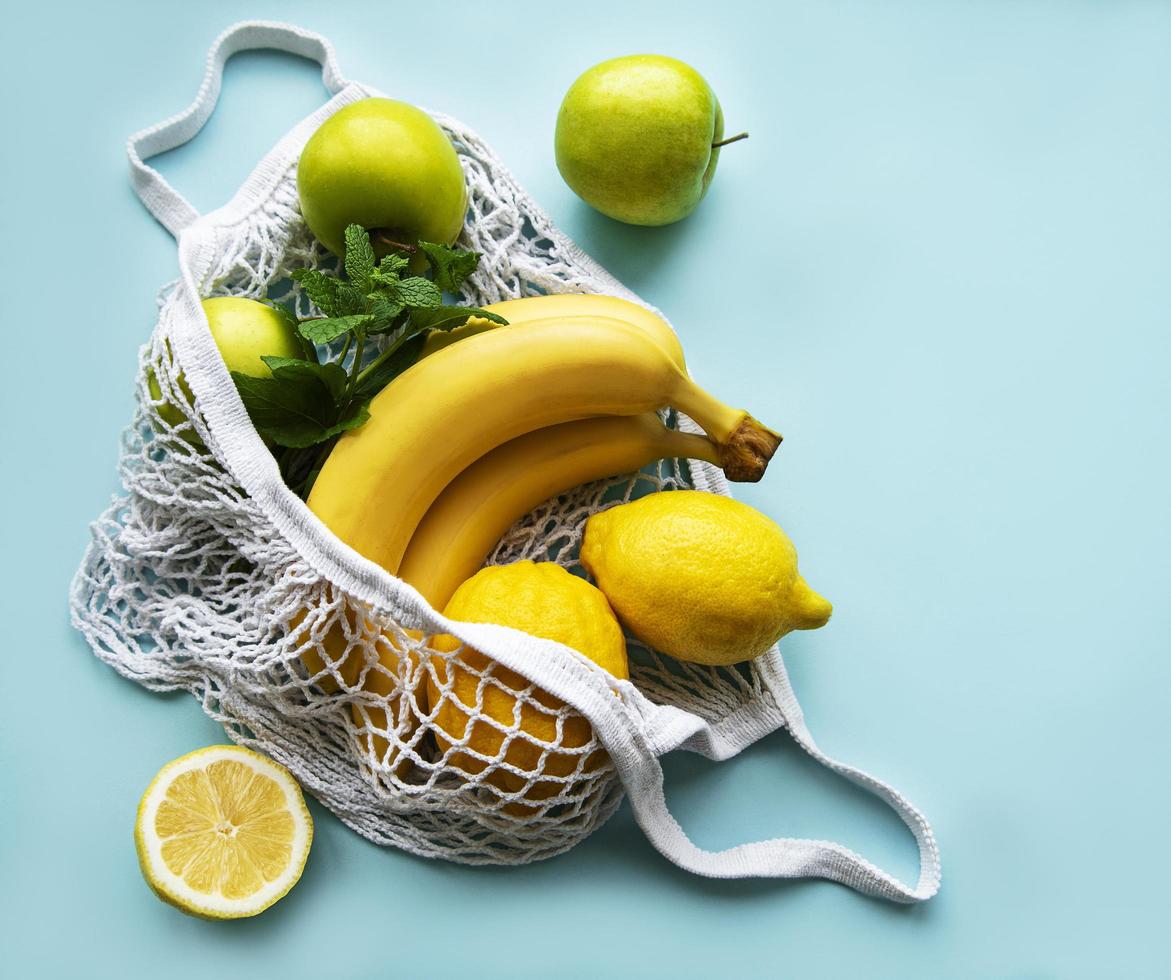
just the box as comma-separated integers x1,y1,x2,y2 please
71,20,940,900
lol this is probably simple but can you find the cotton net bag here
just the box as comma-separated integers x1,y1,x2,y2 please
71,21,940,901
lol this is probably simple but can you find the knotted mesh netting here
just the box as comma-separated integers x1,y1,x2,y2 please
71,110,776,864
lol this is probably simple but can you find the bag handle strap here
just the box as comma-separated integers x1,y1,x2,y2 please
620,653,941,902
391,608,939,902
127,20,347,237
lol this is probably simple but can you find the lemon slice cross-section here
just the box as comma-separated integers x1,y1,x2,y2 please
134,745,313,919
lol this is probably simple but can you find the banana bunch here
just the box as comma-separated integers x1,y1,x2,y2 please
303,293,780,769
307,293,780,584
399,413,720,609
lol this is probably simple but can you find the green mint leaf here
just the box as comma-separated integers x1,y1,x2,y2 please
417,241,480,293
389,276,442,309
409,306,508,333
368,316,409,337
231,370,344,449
335,282,367,314
261,355,315,374
353,333,428,401
298,314,374,345
370,270,402,289
291,269,341,316
259,350,317,372
303,413,370,446
336,398,371,432
367,294,404,323
366,298,409,336
343,224,376,289
260,357,350,404
378,253,410,277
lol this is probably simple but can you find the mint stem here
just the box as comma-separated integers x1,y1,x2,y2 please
355,326,422,388
346,328,367,399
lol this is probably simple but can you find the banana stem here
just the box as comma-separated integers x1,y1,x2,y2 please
670,378,781,482
662,427,723,468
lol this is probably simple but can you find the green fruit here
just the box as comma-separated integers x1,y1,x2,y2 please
297,98,467,258
555,55,742,226
149,297,301,435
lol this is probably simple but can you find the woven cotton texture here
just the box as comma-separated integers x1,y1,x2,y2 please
71,109,774,865
72,23,940,900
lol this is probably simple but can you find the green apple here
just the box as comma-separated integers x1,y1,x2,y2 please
149,297,301,434
555,55,744,226
297,98,467,257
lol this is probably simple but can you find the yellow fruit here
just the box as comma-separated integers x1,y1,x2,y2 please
286,605,420,779
292,604,372,692
398,413,720,610
580,490,832,665
308,313,779,575
351,631,424,781
420,292,688,370
314,295,717,767
427,561,627,811
148,297,301,434
134,745,312,919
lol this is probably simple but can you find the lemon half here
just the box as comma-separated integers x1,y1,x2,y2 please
134,745,312,919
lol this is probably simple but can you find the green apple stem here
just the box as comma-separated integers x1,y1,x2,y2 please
712,131,749,148
371,229,418,254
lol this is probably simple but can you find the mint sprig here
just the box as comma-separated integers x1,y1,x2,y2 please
230,224,506,498
416,241,481,292
343,224,377,289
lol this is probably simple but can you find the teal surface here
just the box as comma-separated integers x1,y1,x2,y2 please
2,1,1169,977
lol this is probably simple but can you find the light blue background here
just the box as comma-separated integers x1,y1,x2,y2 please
3,1,1169,977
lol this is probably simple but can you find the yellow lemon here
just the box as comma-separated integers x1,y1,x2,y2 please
134,745,312,919
426,561,627,811
581,490,831,666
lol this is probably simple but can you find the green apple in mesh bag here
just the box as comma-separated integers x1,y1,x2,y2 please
148,297,301,434
296,98,467,258
554,54,746,226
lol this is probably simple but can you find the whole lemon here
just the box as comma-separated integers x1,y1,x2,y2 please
426,561,627,811
581,490,831,666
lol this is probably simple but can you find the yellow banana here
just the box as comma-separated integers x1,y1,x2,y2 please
398,414,720,609
303,297,722,776
421,293,687,370
300,294,679,688
308,314,780,574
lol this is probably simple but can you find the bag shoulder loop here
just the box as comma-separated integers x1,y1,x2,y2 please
623,651,942,902
126,20,347,238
